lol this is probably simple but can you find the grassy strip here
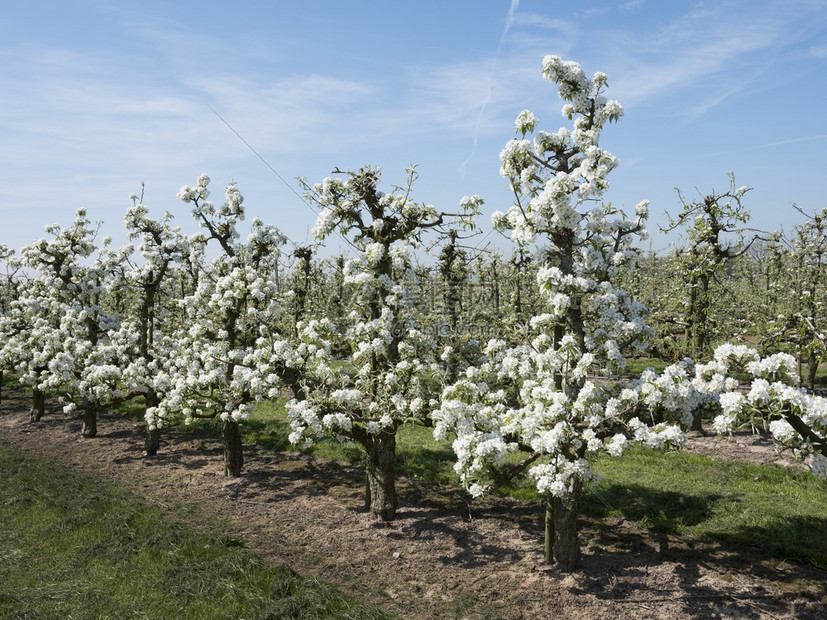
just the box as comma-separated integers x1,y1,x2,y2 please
108,392,827,568
0,438,392,620
584,448,827,567
623,357,669,375
246,401,827,568
246,400,459,485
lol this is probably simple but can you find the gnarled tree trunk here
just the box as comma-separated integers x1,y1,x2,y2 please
145,427,162,456
222,418,244,477
29,385,45,422
544,478,582,572
81,401,97,438
364,432,398,521
144,391,161,456
690,411,705,433
806,349,818,392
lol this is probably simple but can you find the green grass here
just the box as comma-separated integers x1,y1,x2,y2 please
583,447,827,567
114,395,150,420
0,438,392,619
1,369,24,397
245,400,459,485
623,357,669,375
627,352,827,387
245,399,827,567
105,389,827,571
811,364,827,387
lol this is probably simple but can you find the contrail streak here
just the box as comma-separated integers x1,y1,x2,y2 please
458,0,520,177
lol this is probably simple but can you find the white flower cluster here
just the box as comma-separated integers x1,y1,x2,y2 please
494,57,630,248
434,334,700,499
0,210,131,422
696,344,827,478
138,176,314,438
288,168,479,458
514,109,539,136
433,58,695,501
312,207,337,238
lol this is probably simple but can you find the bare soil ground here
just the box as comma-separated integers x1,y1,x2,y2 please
1,391,826,619
684,428,807,471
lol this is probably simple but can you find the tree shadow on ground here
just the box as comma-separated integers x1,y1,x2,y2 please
569,515,827,618
582,480,827,567
567,483,827,619
582,481,722,532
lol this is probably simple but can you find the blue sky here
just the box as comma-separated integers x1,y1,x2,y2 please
2,0,826,258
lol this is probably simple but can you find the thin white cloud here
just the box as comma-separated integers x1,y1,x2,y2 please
619,155,643,170
578,7,611,20
619,0,646,11
458,0,522,176
685,82,749,120
752,134,827,149
502,0,520,42
809,44,827,58
186,73,376,152
4,0,825,247
594,3,823,109
405,63,506,127
510,12,570,31
505,11,577,56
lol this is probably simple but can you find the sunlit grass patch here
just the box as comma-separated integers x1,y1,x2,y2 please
583,448,827,567
0,439,392,619
196,397,827,569
248,399,459,484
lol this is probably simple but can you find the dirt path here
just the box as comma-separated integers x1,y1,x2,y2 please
1,391,825,619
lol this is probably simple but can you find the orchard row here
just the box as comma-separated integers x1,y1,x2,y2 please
1,56,825,571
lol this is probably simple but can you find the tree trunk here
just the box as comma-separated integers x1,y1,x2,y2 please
544,493,554,564
691,409,705,434
364,432,397,521
145,428,161,456
29,386,45,422
807,350,818,392
144,392,161,456
544,479,582,571
685,275,697,355
222,418,244,477
81,402,97,438
694,273,711,355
